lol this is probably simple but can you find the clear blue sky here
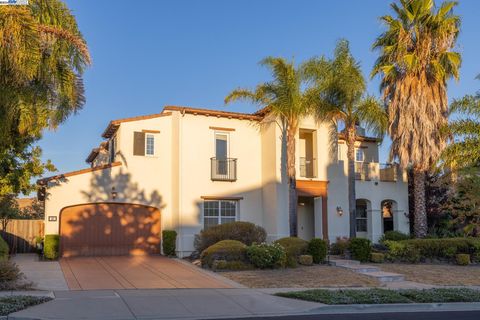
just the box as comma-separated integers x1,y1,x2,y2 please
39,0,480,177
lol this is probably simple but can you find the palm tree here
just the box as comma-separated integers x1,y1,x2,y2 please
305,40,387,238
225,57,316,236
372,0,461,238
441,81,480,170
0,0,91,150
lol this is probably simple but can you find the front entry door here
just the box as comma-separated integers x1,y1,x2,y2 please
297,197,314,241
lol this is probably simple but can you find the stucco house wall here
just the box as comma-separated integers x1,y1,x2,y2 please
42,106,410,257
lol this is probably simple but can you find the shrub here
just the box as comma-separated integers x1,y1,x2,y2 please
349,238,371,262
0,261,29,290
298,255,313,266
456,254,471,266
330,237,350,256
379,231,410,243
162,230,177,256
212,260,252,271
0,296,52,316
43,235,60,260
0,235,8,261
308,238,328,264
384,240,420,263
246,243,286,269
274,237,308,267
370,252,385,263
194,222,266,253
390,238,480,261
200,240,247,268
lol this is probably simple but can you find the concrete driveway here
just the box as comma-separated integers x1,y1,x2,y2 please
59,256,235,290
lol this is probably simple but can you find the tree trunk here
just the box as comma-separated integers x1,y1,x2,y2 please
413,168,427,238
346,125,357,239
287,123,298,237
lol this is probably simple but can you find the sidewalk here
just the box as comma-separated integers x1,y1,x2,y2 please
9,288,322,320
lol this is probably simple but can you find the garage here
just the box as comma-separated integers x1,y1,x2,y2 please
60,203,161,257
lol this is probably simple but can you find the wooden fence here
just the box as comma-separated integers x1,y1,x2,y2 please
0,219,44,254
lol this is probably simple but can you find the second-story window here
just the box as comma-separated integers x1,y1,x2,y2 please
145,134,155,156
355,148,364,162
133,131,158,157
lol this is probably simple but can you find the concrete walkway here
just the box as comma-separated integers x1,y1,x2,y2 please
11,254,69,291
9,289,323,320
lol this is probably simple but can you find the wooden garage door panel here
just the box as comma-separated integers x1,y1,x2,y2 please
60,203,161,257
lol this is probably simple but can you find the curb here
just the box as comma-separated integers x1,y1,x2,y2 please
307,301,480,314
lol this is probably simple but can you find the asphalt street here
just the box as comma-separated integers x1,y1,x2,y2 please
212,310,480,320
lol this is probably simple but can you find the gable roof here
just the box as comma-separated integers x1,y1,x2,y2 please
102,112,172,138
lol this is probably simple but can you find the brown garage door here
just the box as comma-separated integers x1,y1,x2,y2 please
60,203,161,257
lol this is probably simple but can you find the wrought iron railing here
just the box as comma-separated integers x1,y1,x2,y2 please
211,157,237,181
299,157,317,178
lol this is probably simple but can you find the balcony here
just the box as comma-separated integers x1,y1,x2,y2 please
380,163,398,182
300,157,317,178
354,162,399,182
355,162,371,181
211,157,237,181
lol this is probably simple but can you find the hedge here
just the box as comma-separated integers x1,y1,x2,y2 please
384,238,480,263
246,243,286,269
194,222,266,253
43,235,60,260
349,238,371,262
162,230,177,256
0,235,8,261
200,240,247,268
274,237,308,267
308,238,328,264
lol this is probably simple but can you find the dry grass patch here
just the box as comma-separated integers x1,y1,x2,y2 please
379,264,480,286
221,265,379,288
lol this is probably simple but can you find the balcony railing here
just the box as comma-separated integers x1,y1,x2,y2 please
211,157,237,181
355,162,371,181
300,157,317,178
380,163,397,182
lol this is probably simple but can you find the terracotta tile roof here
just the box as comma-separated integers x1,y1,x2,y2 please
85,148,100,163
38,162,122,185
102,112,172,138
163,106,264,121
338,133,381,143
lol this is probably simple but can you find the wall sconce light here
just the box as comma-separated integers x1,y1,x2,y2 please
336,206,344,217
111,186,118,200
403,211,409,218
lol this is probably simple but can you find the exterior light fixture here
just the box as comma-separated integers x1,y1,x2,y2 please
336,206,343,216
111,187,118,200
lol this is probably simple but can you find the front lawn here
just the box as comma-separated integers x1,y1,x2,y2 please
221,265,379,288
277,288,480,305
378,264,480,286
0,296,52,316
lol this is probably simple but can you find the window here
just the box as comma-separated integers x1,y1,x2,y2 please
203,200,237,229
215,133,229,175
109,137,116,162
356,200,368,232
145,134,155,156
355,148,364,162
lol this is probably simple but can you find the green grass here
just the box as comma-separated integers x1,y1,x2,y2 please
0,296,52,316
276,288,480,305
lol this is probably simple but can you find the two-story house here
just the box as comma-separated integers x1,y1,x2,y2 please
39,106,410,257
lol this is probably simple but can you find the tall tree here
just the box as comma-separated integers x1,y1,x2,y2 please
372,0,461,237
225,57,317,236
0,0,90,198
305,40,387,238
441,81,480,170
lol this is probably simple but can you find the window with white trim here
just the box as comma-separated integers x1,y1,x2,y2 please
355,148,364,162
203,200,237,229
145,134,155,156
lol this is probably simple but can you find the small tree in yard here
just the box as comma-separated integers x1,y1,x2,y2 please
0,195,19,230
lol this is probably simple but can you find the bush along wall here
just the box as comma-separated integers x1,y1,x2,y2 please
384,238,480,263
0,235,9,261
162,230,177,257
308,238,328,264
43,235,60,260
